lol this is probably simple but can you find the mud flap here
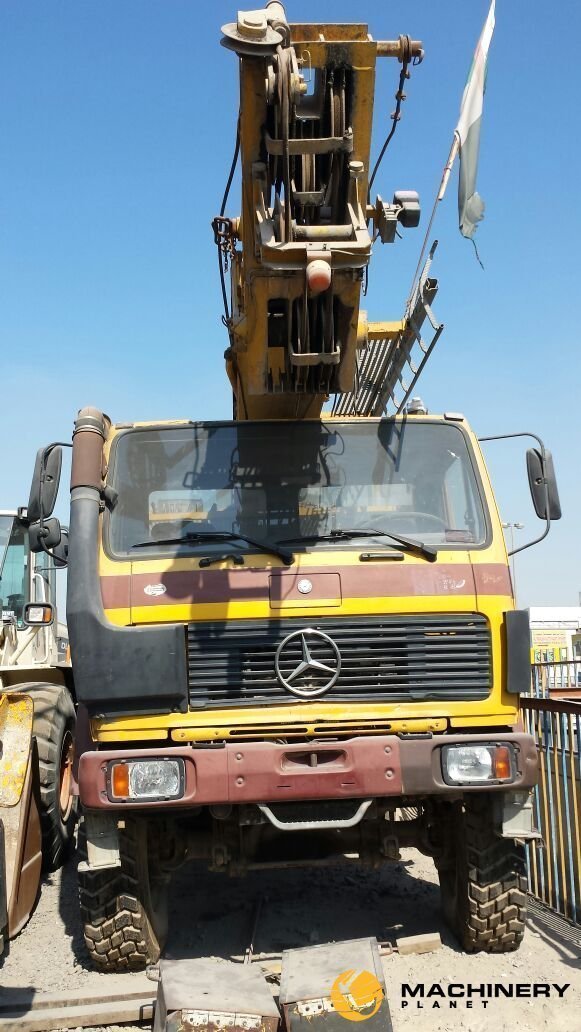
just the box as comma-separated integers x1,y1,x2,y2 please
0,694,42,942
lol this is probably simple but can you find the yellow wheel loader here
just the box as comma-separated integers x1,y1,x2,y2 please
0,508,76,953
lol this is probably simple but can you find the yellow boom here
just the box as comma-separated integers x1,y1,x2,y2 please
214,4,424,419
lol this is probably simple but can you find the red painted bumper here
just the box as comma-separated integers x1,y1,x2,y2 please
78,732,537,811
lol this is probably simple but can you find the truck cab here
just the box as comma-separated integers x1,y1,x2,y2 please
27,405,559,971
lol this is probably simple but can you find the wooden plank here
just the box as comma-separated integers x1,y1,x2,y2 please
0,997,154,1032
396,932,441,956
0,976,154,1013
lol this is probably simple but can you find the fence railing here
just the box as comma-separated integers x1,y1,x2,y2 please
531,658,581,695
522,687,581,926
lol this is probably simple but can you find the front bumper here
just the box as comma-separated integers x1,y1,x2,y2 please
79,732,538,811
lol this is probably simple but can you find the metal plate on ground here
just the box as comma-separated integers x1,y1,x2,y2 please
279,937,392,1030
153,957,280,1032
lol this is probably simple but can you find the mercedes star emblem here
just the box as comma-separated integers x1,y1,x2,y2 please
275,628,341,698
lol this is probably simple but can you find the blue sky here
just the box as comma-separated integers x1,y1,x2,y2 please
1,1,579,608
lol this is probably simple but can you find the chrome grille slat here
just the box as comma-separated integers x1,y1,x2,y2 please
186,614,491,707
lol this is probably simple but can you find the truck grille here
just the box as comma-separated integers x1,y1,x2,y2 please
186,614,491,707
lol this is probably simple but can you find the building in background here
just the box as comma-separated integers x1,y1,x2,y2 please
529,606,581,697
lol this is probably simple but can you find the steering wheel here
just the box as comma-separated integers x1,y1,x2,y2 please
361,511,447,531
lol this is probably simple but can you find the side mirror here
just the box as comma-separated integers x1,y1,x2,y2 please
28,517,62,553
526,448,561,521
28,445,63,523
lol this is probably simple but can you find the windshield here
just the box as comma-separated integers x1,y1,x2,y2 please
107,421,488,557
0,515,29,625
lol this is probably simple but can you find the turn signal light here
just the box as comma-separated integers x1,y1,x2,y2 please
111,763,130,798
23,602,54,626
493,745,512,781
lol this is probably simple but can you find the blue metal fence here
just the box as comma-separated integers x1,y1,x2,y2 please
522,667,581,926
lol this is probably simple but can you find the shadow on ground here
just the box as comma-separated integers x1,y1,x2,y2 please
53,841,456,970
163,853,453,961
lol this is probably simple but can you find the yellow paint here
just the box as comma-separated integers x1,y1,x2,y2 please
448,713,515,728
104,608,131,627
129,593,486,627
367,321,405,340
93,706,476,743
171,716,447,744
0,694,33,806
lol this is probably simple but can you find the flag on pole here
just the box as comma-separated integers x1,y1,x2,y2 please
456,0,496,239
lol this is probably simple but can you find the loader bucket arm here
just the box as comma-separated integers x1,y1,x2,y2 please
0,693,42,950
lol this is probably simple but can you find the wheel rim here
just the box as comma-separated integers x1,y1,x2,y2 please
59,730,75,819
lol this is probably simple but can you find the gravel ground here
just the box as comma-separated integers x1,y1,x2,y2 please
1,844,579,1031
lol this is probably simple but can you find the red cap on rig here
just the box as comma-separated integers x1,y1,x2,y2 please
306,259,332,295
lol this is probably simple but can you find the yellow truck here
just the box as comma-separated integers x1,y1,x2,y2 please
26,5,561,972
28,406,559,971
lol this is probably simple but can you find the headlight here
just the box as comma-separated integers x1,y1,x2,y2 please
108,758,184,800
442,744,515,785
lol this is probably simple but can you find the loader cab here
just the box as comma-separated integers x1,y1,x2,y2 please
0,510,62,667
0,511,31,628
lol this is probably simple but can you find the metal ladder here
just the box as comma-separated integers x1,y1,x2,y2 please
332,241,444,417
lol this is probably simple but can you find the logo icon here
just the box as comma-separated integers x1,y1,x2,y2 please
143,583,167,597
297,578,313,594
274,628,341,697
329,969,384,1022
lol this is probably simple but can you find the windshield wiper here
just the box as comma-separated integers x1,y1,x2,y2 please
131,530,294,565
278,528,437,562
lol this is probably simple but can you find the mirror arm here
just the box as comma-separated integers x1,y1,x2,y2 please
479,430,551,557
508,474,551,557
508,517,549,557
38,535,65,563
478,430,546,450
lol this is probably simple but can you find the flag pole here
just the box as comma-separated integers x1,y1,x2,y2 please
405,131,460,314
438,132,460,202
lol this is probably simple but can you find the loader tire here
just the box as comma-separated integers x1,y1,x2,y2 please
437,794,527,953
78,817,168,972
28,683,77,871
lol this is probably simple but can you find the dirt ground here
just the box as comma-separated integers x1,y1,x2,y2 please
1,845,579,1032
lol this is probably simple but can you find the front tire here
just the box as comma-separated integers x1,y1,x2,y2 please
28,683,77,871
436,795,527,953
78,817,169,972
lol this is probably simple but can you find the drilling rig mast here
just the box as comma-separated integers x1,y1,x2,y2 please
215,3,433,420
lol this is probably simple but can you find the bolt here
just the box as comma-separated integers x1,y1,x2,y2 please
384,746,391,755
236,753,243,761
385,769,394,780
236,777,245,786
